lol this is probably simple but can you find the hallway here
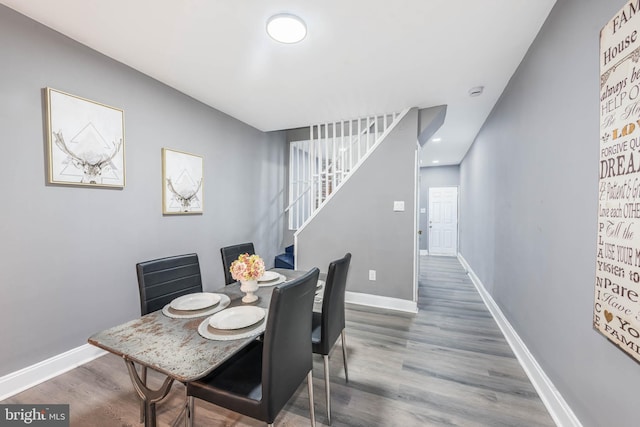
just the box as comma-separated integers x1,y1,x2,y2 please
3,256,555,426
410,255,555,425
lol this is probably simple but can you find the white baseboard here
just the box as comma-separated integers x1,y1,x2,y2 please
457,253,582,427
346,291,418,314
0,344,106,401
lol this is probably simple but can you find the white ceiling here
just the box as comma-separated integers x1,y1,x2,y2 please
1,0,556,166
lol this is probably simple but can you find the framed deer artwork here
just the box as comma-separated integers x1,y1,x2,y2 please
45,87,125,187
162,148,203,214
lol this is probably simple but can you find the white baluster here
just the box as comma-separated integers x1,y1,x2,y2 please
351,119,362,169
333,122,337,194
367,116,371,151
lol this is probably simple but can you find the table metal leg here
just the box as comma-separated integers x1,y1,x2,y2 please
140,365,147,423
124,359,174,427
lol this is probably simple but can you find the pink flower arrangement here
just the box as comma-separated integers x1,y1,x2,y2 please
230,253,265,282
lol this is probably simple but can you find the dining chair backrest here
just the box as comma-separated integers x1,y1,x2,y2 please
220,242,255,285
318,253,352,354
136,253,203,315
262,267,319,420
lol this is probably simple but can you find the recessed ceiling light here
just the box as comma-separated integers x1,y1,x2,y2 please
266,14,307,44
432,160,440,164
432,137,442,142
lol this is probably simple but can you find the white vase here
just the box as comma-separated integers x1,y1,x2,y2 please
240,280,259,303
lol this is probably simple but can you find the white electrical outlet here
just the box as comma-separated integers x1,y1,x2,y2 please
369,270,376,281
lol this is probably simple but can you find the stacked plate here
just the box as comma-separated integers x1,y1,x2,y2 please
257,271,286,287
198,306,267,340
162,292,230,319
315,280,325,303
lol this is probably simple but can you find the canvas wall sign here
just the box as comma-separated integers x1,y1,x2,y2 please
595,1,640,362
46,88,125,187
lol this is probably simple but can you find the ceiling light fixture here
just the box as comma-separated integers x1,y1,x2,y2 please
432,137,442,142
432,160,440,164
266,14,307,44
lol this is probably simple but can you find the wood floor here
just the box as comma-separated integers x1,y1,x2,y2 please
3,256,556,426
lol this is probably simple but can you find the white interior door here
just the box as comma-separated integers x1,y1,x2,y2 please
428,187,458,255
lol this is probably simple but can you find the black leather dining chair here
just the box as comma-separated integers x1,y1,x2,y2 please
186,267,320,427
136,253,203,315
135,253,203,423
312,252,351,424
220,242,255,285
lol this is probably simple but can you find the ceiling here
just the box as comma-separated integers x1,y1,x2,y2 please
1,0,556,166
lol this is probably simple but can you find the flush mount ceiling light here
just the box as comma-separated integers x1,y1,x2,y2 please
266,14,307,43
432,137,442,143
432,160,440,164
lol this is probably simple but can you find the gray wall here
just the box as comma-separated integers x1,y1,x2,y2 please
459,0,636,426
297,108,439,301
0,6,287,376
419,165,460,250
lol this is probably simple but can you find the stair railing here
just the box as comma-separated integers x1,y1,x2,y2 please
287,109,409,230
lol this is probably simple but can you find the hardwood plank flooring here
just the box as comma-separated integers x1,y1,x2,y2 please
2,256,556,426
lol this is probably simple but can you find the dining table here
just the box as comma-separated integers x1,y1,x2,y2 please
87,268,325,427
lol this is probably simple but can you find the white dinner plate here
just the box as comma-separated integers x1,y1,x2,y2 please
170,292,221,311
198,313,267,341
209,306,266,330
258,273,286,287
163,294,230,319
258,271,279,282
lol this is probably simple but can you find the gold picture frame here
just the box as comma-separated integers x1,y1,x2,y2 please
162,148,204,215
45,87,125,187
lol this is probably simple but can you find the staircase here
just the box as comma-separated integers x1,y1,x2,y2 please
274,245,295,269
286,109,409,231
